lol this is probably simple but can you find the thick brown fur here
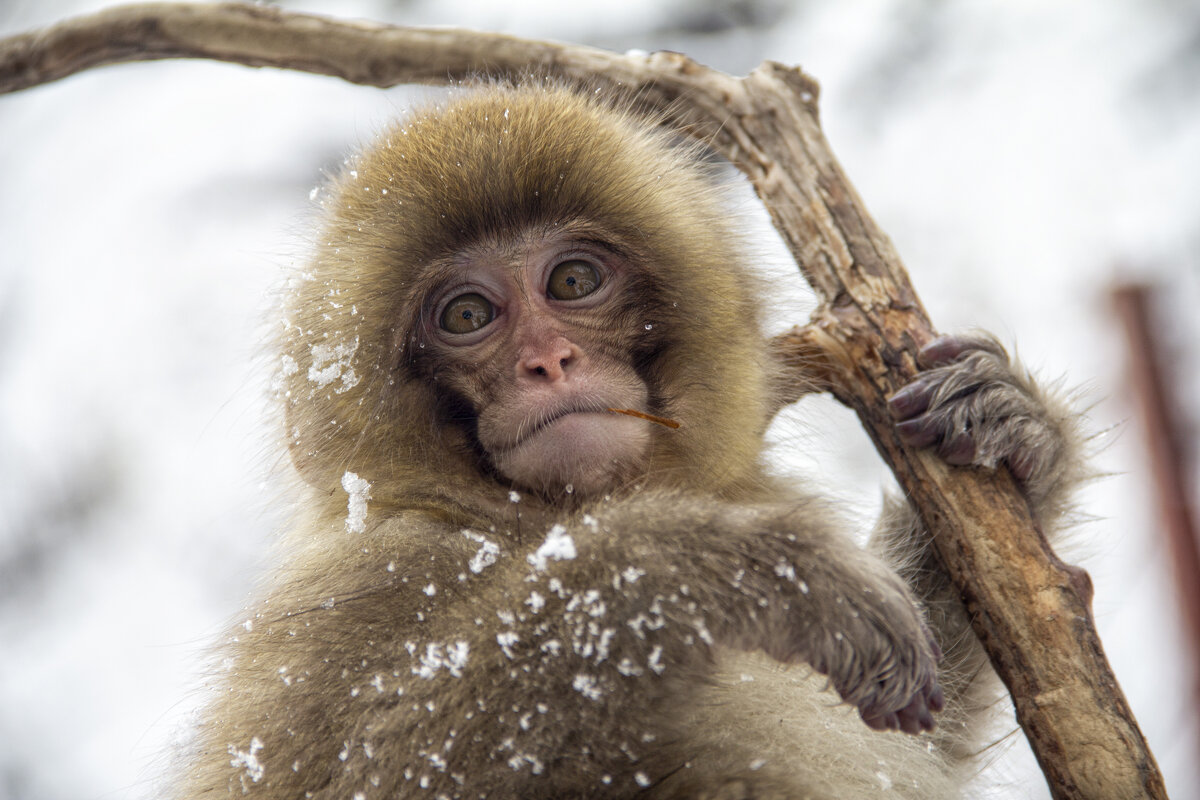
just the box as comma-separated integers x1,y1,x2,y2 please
173,83,1086,799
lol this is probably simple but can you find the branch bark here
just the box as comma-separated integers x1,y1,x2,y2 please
0,4,1167,798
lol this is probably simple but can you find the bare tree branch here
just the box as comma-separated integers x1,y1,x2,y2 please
0,2,673,96
0,4,1167,798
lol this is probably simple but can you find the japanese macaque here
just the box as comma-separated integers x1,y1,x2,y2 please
174,83,1085,799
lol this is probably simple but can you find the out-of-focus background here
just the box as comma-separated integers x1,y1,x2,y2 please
1,1,1198,797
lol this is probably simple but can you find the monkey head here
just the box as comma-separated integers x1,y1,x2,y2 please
279,85,774,507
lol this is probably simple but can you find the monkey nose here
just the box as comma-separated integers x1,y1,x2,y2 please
519,340,580,381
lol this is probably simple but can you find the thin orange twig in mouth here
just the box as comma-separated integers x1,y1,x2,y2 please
606,408,681,429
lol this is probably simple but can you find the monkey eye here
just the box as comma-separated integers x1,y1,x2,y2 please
546,260,601,300
440,293,494,334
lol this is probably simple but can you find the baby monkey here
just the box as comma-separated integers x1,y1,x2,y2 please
173,84,1084,799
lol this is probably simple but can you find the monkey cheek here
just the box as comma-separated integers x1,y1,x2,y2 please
491,413,652,497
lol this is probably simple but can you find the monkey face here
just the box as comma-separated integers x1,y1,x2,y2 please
282,87,774,503
421,230,654,497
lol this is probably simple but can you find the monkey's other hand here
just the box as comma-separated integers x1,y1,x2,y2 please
887,334,1067,496
830,605,944,735
857,663,946,735
783,561,945,736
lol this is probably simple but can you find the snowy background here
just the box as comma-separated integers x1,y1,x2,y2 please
1,0,1198,797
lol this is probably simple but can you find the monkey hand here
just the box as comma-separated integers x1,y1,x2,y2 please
887,333,1078,509
805,573,944,735
754,534,945,736
842,616,946,735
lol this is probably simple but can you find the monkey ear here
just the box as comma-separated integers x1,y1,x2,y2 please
277,336,383,496
283,399,352,494
279,348,478,505
285,431,336,492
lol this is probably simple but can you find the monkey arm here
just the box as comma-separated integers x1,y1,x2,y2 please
202,497,942,797
533,495,942,714
560,494,945,730
867,335,1091,734
875,334,1090,588
365,498,943,779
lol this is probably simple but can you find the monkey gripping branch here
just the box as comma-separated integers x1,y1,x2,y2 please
0,4,1166,798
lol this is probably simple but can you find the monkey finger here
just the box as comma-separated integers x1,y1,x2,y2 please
862,711,900,732
895,414,941,449
926,629,944,663
917,335,974,368
917,333,1006,369
937,431,976,466
896,705,928,735
919,703,937,731
1007,447,1037,483
886,374,937,420
928,684,946,713
898,715,921,735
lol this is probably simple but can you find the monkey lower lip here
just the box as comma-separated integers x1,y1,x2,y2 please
520,409,617,445
506,409,650,455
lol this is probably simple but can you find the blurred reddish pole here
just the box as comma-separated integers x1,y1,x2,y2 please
1112,282,1200,702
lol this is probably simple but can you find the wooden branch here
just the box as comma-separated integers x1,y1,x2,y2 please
0,2,681,97
0,5,1166,798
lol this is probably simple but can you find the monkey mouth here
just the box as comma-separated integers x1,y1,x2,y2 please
486,401,653,497
509,401,621,450
480,393,651,454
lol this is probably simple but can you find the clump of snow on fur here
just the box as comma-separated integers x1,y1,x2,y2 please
228,737,264,786
527,524,576,571
572,673,602,701
463,530,500,573
497,631,520,659
308,336,360,393
341,471,371,533
413,641,469,679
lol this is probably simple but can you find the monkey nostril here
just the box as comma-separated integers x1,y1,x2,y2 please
520,341,578,381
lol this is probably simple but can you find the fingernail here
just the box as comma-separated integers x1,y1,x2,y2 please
887,386,917,418
896,418,938,448
919,336,961,366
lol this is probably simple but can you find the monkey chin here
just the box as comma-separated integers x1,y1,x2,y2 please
490,411,651,498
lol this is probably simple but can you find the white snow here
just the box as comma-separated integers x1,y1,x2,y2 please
572,673,603,701
228,737,265,784
526,524,578,571
341,471,372,534
463,530,501,573
308,336,361,393
413,641,470,679
497,631,520,660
